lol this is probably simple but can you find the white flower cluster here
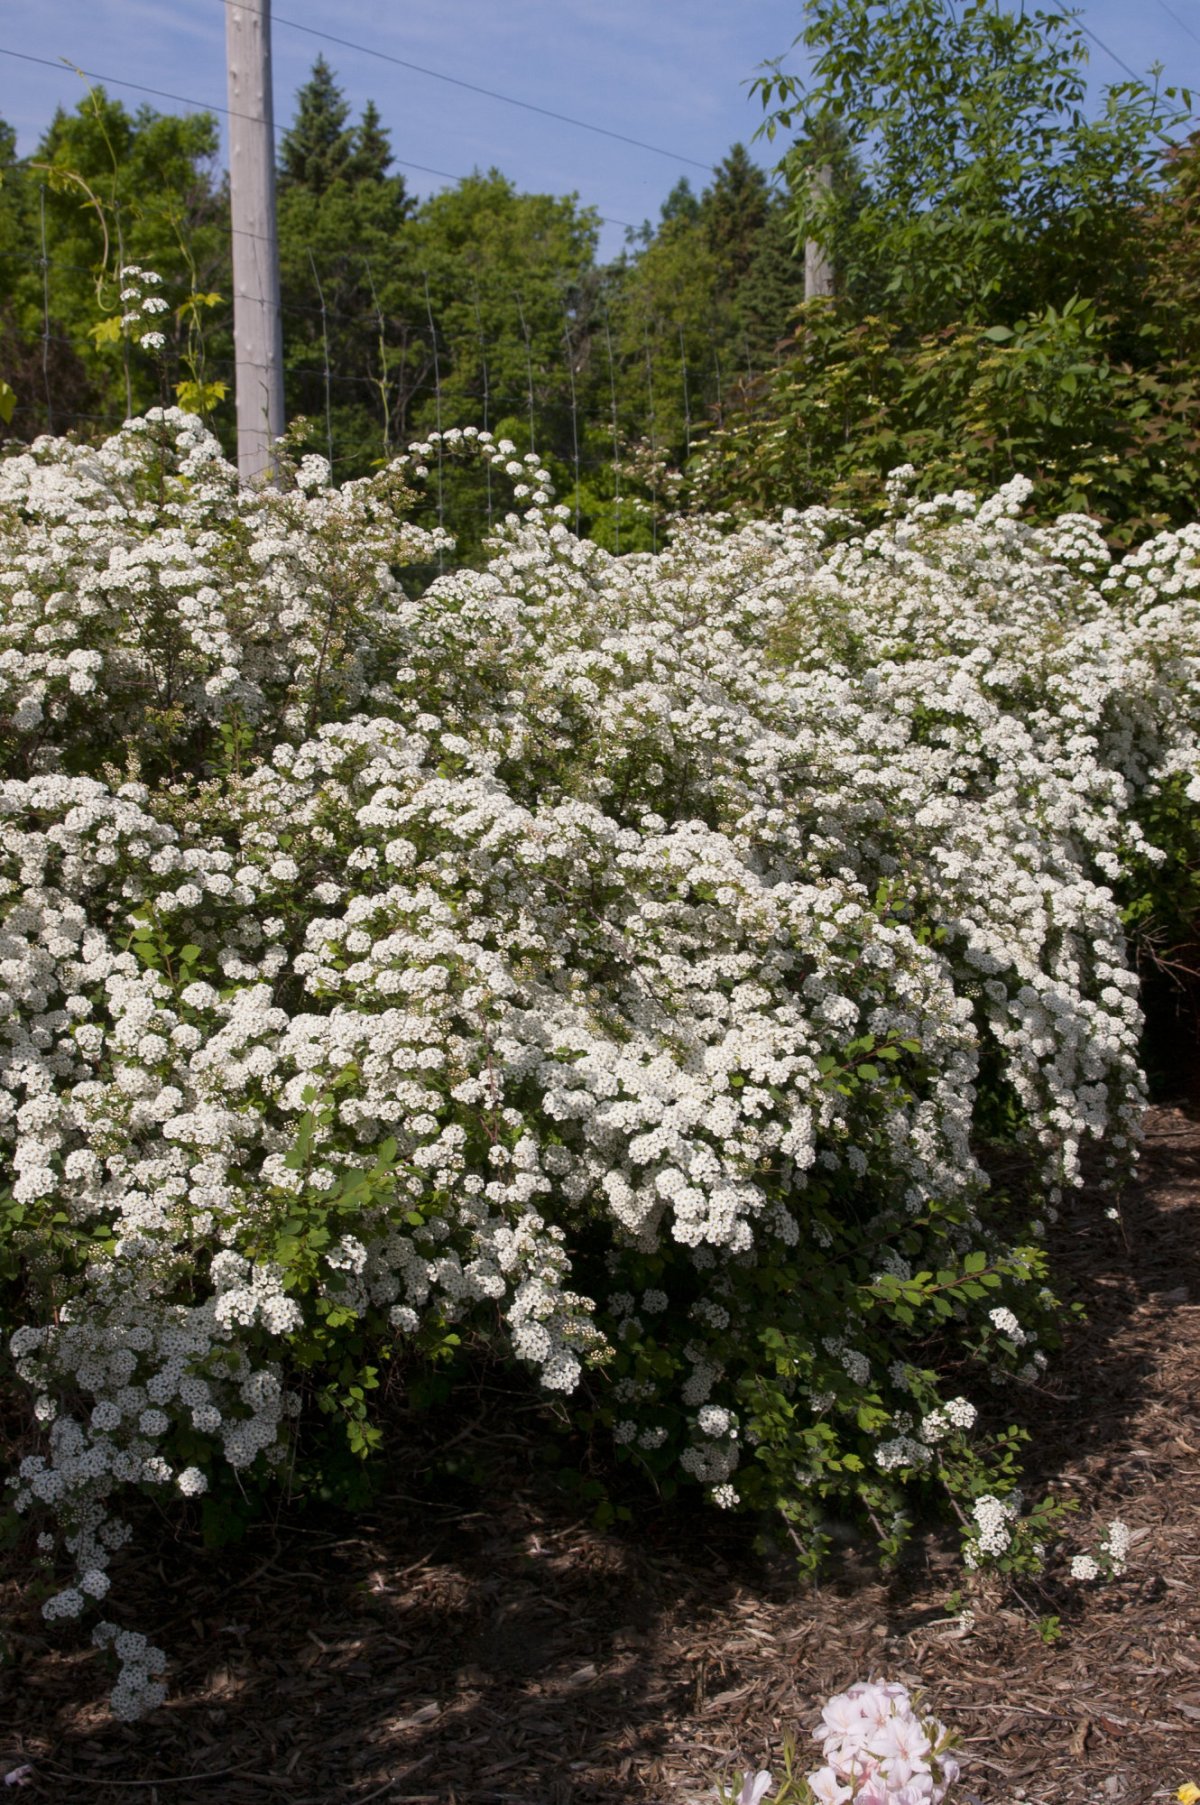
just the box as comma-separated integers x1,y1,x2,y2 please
918,1398,976,1444
964,1492,1021,1565
1100,1518,1131,1575
3,412,1197,1717
115,265,168,354
91,1620,167,1720
1072,1517,1132,1581
808,1679,961,1805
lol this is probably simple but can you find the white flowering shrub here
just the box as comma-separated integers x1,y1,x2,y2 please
3,414,1198,1717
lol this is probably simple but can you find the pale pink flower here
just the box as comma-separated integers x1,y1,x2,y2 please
818,1691,871,1746
841,1752,882,1787
808,1678,960,1805
807,1766,852,1805
898,1773,935,1801
737,1771,773,1805
854,1683,904,1734
877,1754,920,1790
871,1713,932,1768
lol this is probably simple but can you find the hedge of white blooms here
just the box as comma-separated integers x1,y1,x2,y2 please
3,410,1197,1718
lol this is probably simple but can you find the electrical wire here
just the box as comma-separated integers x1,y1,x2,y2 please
1075,18,1157,85
240,0,714,172
1154,0,1200,55
0,46,641,230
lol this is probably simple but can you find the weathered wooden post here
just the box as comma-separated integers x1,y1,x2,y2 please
804,165,835,300
226,0,285,481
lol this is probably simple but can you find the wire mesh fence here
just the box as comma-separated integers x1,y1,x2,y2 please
3,226,783,558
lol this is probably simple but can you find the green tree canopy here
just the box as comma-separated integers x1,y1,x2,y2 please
275,63,415,473
754,0,1192,330
1143,128,1200,358
1,88,226,436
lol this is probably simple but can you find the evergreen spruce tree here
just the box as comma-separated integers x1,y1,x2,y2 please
348,100,394,185
278,58,354,195
733,195,804,366
277,65,422,480
659,177,700,227
700,145,769,289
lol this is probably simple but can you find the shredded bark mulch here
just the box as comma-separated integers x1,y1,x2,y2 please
3,1101,1198,1804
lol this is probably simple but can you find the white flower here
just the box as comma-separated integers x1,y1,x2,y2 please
697,1404,735,1438
807,1768,851,1805
987,1306,1025,1344
1100,1518,1131,1573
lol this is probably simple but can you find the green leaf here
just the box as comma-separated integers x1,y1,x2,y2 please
174,379,228,415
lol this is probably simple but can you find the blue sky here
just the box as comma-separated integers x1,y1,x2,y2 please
4,0,1200,260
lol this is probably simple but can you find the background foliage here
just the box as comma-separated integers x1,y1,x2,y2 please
4,3,1199,549
700,0,1200,542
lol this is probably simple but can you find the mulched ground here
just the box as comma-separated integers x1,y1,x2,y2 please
3,1102,1198,1805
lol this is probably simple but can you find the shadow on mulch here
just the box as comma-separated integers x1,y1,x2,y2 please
3,1104,1198,1805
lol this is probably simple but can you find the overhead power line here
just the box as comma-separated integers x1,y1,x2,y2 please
246,1,714,172
1,47,266,129
0,46,640,230
1155,0,1200,54
1075,18,1157,86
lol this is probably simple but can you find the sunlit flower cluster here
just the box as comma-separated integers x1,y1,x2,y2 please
716,1679,962,1805
114,265,168,353
807,1680,961,1805
2,412,1197,1717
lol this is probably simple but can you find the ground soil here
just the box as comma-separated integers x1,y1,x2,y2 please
3,1099,1198,1805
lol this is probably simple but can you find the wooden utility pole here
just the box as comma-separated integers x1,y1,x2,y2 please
226,0,285,481
804,165,835,301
